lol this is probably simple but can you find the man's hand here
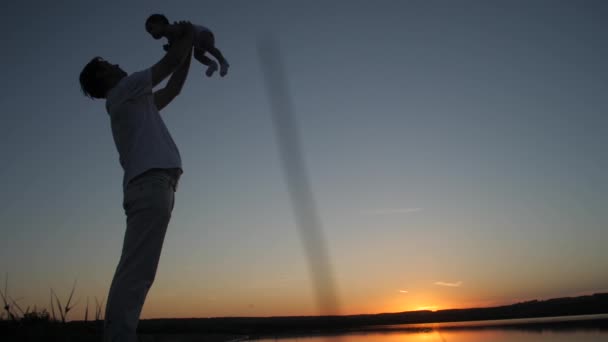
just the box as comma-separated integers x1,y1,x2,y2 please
167,21,192,42
163,21,192,52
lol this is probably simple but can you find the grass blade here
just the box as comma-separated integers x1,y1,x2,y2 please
84,296,89,322
53,290,65,323
64,278,78,321
50,289,57,322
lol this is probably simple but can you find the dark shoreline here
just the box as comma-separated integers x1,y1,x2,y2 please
2,317,606,342
1,293,607,340
131,293,608,337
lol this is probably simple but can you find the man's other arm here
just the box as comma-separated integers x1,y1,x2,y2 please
153,48,192,111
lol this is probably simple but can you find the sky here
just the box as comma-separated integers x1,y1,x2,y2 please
0,0,607,320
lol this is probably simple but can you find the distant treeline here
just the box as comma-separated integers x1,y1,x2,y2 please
128,293,608,336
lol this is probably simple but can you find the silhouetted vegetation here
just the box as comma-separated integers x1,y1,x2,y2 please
0,274,105,341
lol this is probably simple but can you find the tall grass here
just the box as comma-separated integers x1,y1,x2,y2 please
1,273,16,321
0,273,106,341
0,273,105,323
51,278,80,323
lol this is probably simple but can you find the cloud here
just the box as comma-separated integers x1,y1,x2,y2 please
365,208,424,215
434,281,463,287
399,290,409,293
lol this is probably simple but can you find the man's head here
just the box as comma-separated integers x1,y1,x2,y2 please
146,14,170,39
79,57,127,99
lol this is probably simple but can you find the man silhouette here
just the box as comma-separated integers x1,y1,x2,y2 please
79,21,195,342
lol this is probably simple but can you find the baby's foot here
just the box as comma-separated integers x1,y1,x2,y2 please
205,61,218,77
219,62,230,77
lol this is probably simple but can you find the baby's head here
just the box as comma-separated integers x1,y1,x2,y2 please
145,14,170,39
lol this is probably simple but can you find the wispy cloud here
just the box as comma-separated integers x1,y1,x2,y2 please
365,208,424,215
434,281,463,287
399,290,409,293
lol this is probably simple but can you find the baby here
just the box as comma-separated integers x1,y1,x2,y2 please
146,14,229,77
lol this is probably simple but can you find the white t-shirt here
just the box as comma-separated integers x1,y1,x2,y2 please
105,68,183,192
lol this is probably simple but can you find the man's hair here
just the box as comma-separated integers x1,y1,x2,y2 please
146,14,169,27
79,57,107,99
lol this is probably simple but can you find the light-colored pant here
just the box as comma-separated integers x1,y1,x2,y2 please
103,169,179,342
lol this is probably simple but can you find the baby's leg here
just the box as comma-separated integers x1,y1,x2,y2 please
207,46,228,66
207,46,229,77
194,48,218,77
199,31,229,76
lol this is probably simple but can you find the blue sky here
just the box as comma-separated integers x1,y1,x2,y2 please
0,0,607,318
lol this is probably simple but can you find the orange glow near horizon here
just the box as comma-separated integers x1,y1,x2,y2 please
373,290,524,316
13,280,603,321
138,292,457,319
374,291,450,314
134,288,595,319
11,287,603,321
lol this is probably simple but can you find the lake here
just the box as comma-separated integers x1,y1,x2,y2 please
253,314,608,341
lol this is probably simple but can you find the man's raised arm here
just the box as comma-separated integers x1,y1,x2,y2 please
150,21,195,88
153,48,192,111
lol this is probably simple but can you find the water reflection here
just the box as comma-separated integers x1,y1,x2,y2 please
256,329,606,342
254,314,608,341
